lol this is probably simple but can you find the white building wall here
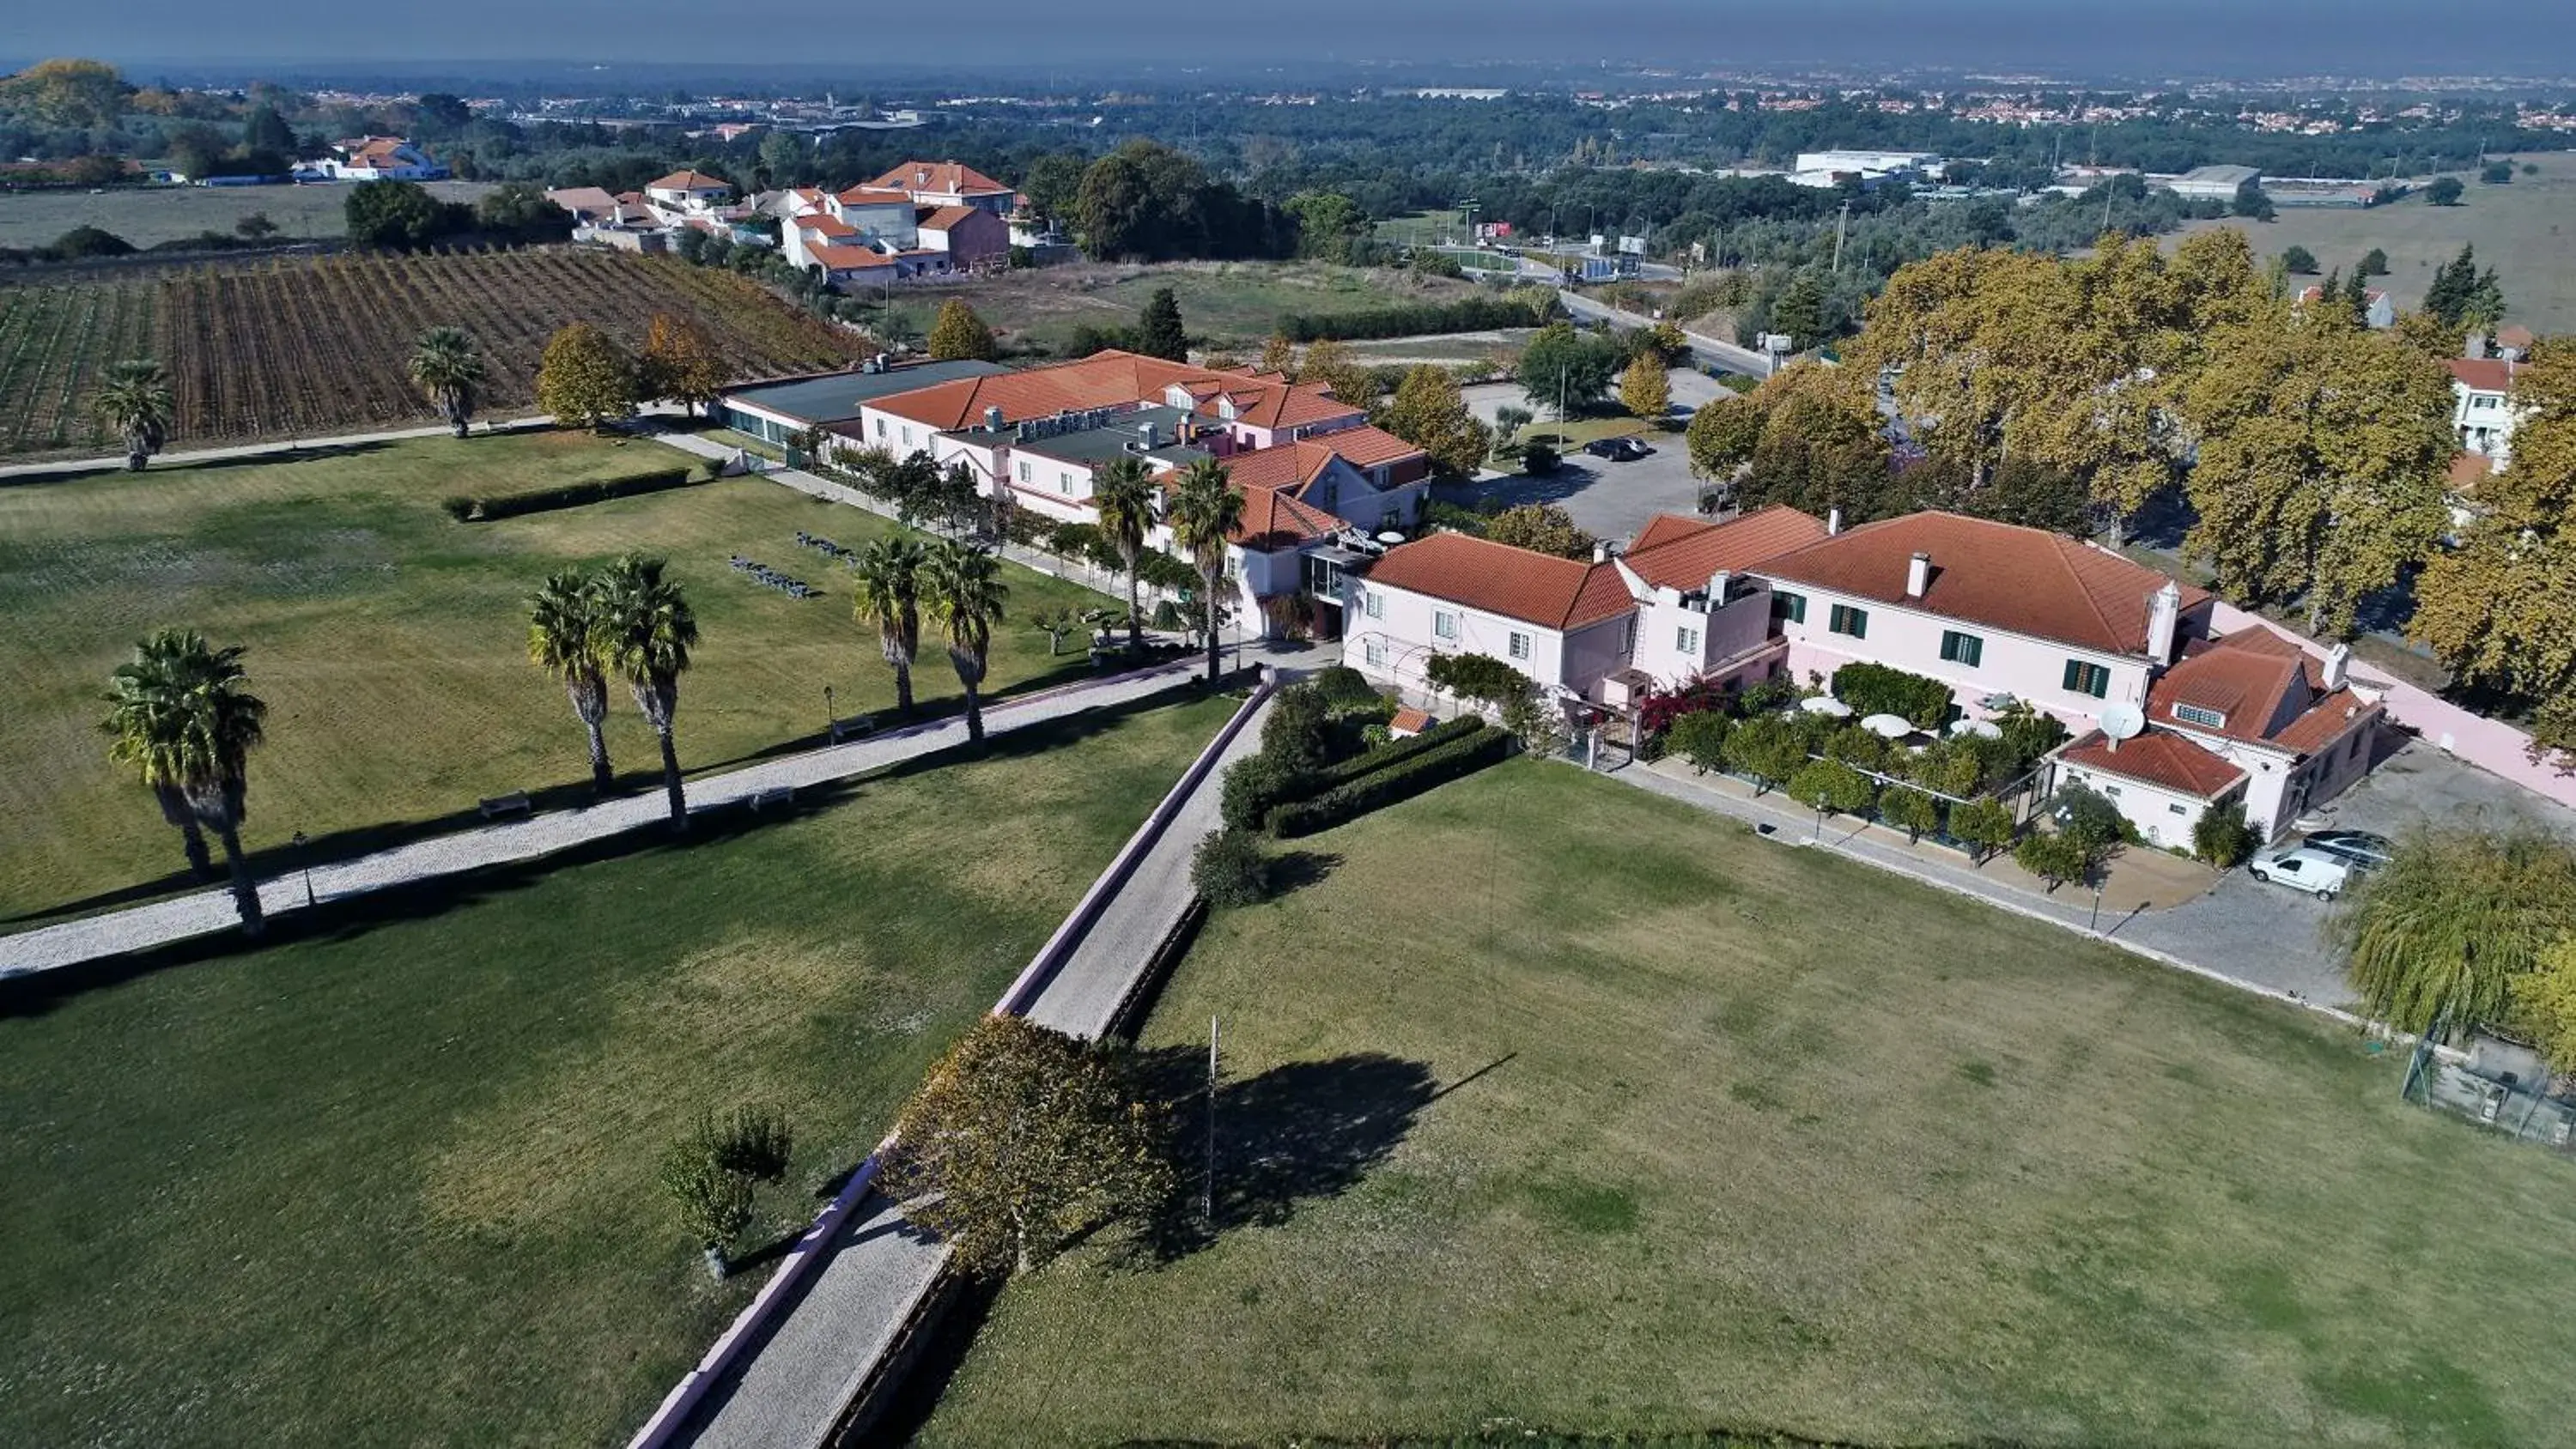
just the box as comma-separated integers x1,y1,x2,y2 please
2053,760,2223,852
1341,581,1571,698
1766,582,2154,728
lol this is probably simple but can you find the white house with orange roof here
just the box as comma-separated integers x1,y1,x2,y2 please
862,160,1018,214
1607,506,1831,699
1342,532,1640,705
2448,351,2530,469
645,169,735,213
299,136,447,181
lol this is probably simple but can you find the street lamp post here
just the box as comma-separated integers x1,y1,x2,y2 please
290,830,315,908
823,683,835,742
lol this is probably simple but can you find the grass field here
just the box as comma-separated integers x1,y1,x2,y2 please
2176,155,2576,334
916,760,2576,1448
854,260,1487,357
0,248,860,459
0,181,495,248
0,688,1232,1449
0,430,1120,923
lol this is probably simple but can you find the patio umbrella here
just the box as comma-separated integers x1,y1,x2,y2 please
1861,712,1914,740
1951,718,2003,740
1799,695,1854,718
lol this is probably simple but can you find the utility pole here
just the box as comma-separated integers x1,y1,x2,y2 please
1831,200,1850,273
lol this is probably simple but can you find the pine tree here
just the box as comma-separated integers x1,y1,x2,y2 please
1136,287,1187,361
926,298,999,361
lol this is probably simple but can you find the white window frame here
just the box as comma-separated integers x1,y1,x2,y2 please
1434,609,1459,642
1676,625,1700,655
1363,637,1385,667
1508,631,1530,660
1363,590,1382,621
1017,459,1031,482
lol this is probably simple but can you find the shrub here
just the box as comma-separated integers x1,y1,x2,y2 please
1424,651,1527,706
1950,797,2018,862
1522,440,1560,475
1192,828,1272,908
1220,754,1298,833
1311,664,1379,706
705,1105,793,1184
1291,715,1485,804
2052,780,2130,852
1721,713,1808,793
1260,682,1335,772
2192,800,2261,868
1788,758,1877,817
1275,293,1558,343
2013,829,2093,890
1823,724,1887,771
1829,661,1953,730
1666,710,1733,773
1268,721,1510,838
447,467,700,521
1880,785,1942,843
1498,687,1568,756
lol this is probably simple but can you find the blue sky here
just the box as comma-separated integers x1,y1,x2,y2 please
14,1,2576,76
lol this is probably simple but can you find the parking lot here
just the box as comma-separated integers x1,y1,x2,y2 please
1455,378,1720,542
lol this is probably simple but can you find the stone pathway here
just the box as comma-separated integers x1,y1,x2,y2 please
649,688,1276,1449
0,659,1220,978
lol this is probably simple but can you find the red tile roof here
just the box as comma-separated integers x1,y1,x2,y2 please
1363,531,1636,632
1623,506,1830,591
649,169,731,193
808,244,895,270
2498,324,2537,350
835,186,913,208
876,350,1208,431
2446,358,2522,393
2059,730,2246,799
1313,424,1425,470
1231,487,1345,551
2449,452,2493,492
919,204,981,231
1753,511,2207,657
797,215,859,238
2149,630,2374,757
867,161,1012,197
1218,427,1426,494
1390,706,1433,735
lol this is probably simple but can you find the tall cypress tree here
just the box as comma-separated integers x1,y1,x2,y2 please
1136,287,1188,362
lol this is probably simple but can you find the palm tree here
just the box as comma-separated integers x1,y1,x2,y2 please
593,555,700,831
1092,455,1158,657
852,536,927,714
410,327,489,438
101,629,268,934
922,539,1009,743
93,359,173,471
1163,458,1245,682
528,569,615,795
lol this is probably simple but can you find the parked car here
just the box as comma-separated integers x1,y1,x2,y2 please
2248,846,2355,900
1583,436,1653,462
2302,829,2394,871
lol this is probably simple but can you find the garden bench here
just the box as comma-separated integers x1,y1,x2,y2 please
477,791,532,821
747,785,795,812
828,714,875,743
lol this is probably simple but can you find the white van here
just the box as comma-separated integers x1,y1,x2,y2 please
2248,846,2355,900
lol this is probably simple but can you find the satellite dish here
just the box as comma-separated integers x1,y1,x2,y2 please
2100,701,2146,741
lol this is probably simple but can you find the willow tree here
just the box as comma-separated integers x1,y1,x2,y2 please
2336,829,2576,1037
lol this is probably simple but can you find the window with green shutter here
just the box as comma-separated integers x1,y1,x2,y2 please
1771,590,1807,624
1939,629,1984,667
2063,659,2111,698
1828,603,1868,639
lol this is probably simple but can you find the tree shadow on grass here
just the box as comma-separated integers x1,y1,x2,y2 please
1266,849,1342,898
0,440,399,490
1128,1048,1438,1261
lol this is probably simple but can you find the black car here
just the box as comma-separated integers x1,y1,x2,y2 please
1583,436,1653,462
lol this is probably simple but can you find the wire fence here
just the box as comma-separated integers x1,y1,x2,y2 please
2403,1032,2576,1152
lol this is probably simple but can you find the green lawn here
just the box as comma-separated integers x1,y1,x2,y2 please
0,689,1233,1449
918,760,2576,1448
0,430,1120,923
2174,156,2576,334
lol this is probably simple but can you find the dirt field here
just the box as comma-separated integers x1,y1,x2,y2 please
0,181,495,249
2173,154,2576,334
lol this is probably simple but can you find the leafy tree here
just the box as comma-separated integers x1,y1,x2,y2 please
637,312,728,418
476,179,570,243
1194,828,1273,906
883,1015,1173,1277
2336,829,2576,1036
1516,321,1619,418
1483,502,1595,560
1284,190,1370,264
46,224,132,260
1093,456,1160,655
1019,153,1087,225
92,358,172,470
408,326,487,438
240,101,289,155
659,1136,756,1279
2425,176,2466,206
345,179,447,248
2358,247,2389,276
2191,800,2259,868
1135,287,1188,361
1880,785,1942,843
1619,349,1672,421
2421,244,2506,330
1260,682,1334,773
1,58,131,129
1297,337,1379,411
1257,333,1297,377
2013,829,2093,891
2279,245,2318,275
2232,177,2275,221
2517,937,2576,1070
927,297,999,361
2052,780,2129,858
1664,710,1733,773
1789,758,1876,819
1521,440,1560,476
101,629,267,933
234,211,279,242
853,536,927,715
535,322,637,432
1950,797,2017,863
1744,383,1895,522
527,570,615,795
1492,404,1534,448
922,540,1009,741
1381,365,1489,476
1720,713,1808,793
1769,271,1832,350
592,555,699,830
1685,391,1765,480
1165,459,1245,682
2178,306,2454,635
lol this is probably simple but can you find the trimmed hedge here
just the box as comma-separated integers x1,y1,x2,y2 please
444,466,701,522
1269,720,1511,838
1285,714,1485,805
1276,293,1559,344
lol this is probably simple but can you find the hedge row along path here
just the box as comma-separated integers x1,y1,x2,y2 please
0,248,864,460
